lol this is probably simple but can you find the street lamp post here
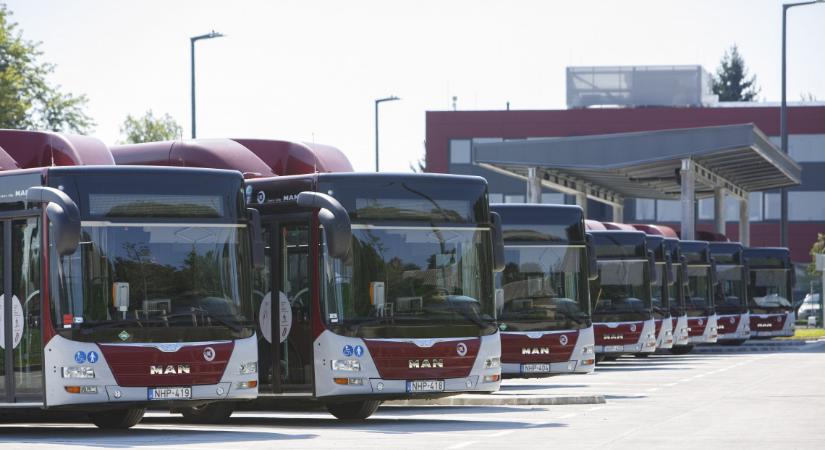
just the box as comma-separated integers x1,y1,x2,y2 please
780,1,822,246
191,30,224,139
374,96,400,172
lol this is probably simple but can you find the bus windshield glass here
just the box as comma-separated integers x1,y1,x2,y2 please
322,225,497,338
685,265,713,314
591,259,651,322
715,264,747,313
651,262,668,312
749,269,791,310
497,245,589,331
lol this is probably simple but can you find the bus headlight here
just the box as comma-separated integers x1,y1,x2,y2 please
62,366,95,379
332,359,361,371
240,361,258,375
484,357,501,369
581,345,594,354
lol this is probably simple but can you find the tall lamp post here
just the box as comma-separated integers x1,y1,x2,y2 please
191,30,224,139
374,96,400,172
780,0,822,246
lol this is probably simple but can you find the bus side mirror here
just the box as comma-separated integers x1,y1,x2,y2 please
297,191,351,259
247,208,264,269
490,212,505,272
26,186,80,256
586,233,599,281
648,249,658,284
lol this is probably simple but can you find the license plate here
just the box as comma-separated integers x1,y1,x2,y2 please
604,345,624,352
521,363,551,373
148,386,192,400
406,380,445,393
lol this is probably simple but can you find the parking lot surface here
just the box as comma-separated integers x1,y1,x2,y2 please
2,341,824,450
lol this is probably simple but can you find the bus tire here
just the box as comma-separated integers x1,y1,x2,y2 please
326,400,382,420
180,403,235,424
89,407,145,429
669,345,694,355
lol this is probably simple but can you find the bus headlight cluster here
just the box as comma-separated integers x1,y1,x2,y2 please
484,357,501,369
64,385,98,394
62,366,95,379
240,361,258,374
581,345,594,355
332,359,361,371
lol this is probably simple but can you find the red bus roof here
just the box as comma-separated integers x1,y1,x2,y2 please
585,219,607,230
631,223,680,238
602,222,637,231
0,129,114,169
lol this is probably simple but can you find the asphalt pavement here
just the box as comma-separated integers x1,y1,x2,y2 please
2,340,824,450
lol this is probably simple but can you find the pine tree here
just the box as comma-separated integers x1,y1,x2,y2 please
712,45,760,102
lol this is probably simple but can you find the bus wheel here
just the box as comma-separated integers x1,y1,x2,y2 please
180,403,235,424
326,400,382,420
89,408,145,429
669,345,694,355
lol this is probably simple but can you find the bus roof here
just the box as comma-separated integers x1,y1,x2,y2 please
491,203,586,244
0,129,114,169
631,223,680,238
111,138,353,177
589,230,647,259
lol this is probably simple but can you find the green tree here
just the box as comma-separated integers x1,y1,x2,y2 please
119,110,182,143
712,45,760,102
0,4,93,132
809,233,825,275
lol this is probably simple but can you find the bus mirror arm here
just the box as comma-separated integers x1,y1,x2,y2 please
296,192,352,259
247,208,265,269
26,186,80,256
648,250,658,284
490,212,505,272
585,233,599,281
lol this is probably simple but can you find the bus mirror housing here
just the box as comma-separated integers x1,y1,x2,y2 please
648,249,658,284
490,212,505,272
26,186,80,256
296,191,352,259
113,282,130,313
585,233,599,281
247,208,264,269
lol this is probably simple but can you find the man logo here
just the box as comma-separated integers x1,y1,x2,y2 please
456,342,468,356
603,334,624,340
698,319,704,326
521,347,550,355
559,334,569,346
150,364,191,375
408,359,444,369
203,347,216,362
730,317,735,324
629,324,637,332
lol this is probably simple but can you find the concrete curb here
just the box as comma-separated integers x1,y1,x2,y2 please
385,394,606,407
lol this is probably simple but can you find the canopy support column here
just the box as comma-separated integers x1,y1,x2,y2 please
714,187,726,235
575,188,588,219
739,195,750,246
612,203,624,223
526,167,541,204
680,159,696,240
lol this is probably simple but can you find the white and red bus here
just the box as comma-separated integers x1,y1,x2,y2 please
644,235,674,351
709,242,751,345
744,247,795,338
680,241,718,347
0,130,259,428
586,229,657,361
491,204,596,376
112,139,504,420
662,238,691,352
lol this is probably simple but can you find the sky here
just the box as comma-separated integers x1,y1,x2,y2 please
5,0,825,172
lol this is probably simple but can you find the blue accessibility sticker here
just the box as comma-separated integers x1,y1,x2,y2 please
74,351,86,364
87,351,99,364
343,344,353,357
354,345,364,357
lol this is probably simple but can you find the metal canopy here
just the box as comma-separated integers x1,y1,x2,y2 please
473,124,801,206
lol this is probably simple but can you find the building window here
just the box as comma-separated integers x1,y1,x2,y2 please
635,199,655,221
541,193,564,205
698,192,763,222
748,192,763,222
764,192,781,220
489,193,504,204
789,191,825,220
505,194,525,204
769,135,825,162
656,200,680,222
449,139,471,164
698,198,713,220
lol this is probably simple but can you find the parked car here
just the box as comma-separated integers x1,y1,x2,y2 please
798,293,821,320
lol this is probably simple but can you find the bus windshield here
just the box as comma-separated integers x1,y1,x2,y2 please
591,259,651,322
749,269,791,310
322,225,497,338
52,223,254,342
715,264,747,313
685,265,713,315
497,245,589,331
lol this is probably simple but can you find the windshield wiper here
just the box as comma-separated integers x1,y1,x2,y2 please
163,310,244,333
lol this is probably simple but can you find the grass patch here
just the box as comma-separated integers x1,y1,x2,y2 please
777,328,825,340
